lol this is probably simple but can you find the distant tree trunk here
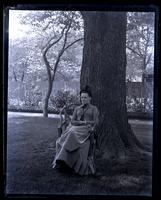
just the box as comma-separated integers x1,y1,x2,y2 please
81,11,150,160
43,81,53,117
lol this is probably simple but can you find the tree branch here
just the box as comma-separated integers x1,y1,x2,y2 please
126,45,143,57
135,25,148,42
63,38,84,52
42,24,67,53
50,37,83,83
136,40,143,57
50,16,74,81
13,68,17,82
43,13,82,86
42,20,52,31
145,53,152,66
61,15,74,51
42,24,69,83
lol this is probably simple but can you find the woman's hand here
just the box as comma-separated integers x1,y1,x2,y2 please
71,120,86,126
71,120,95,127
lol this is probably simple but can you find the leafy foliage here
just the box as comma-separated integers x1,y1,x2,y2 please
18,11,84,117
126,12,154,81
8,11,83,115
126,97,153,113
50,90,80,114
8,11,154,115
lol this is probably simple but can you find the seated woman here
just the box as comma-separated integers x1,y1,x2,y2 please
52,86,99,175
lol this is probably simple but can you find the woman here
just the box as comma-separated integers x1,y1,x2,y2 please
52,86,99,175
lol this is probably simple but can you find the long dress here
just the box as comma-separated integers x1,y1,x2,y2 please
52,104,99,175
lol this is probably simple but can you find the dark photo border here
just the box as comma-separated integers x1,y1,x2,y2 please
1,1,160,200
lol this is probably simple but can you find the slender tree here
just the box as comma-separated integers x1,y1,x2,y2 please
42,13,83,117
80,11,151,160
19,11,83,117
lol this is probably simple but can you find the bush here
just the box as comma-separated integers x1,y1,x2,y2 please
50,90,80,115
8,99,42,112
126,97,153,113
8,99,25,110
8,90,80,114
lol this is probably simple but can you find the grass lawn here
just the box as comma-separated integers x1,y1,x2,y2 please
5,114,152,196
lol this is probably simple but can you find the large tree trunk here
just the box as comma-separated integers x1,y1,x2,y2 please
80,11,150,160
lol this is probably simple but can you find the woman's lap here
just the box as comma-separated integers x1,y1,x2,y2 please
53,126,92,175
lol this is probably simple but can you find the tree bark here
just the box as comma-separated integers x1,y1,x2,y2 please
43,81,52,117
80,11,151,160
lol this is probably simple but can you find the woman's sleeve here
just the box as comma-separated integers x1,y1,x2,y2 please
71,107,77,121
93,106,99,126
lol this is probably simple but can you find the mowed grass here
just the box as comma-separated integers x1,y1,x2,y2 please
6,115,152,196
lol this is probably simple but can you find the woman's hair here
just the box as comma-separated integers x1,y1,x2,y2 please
80,85,92,97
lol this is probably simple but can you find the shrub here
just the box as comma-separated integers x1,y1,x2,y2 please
50,90,80,115
126,97,153,113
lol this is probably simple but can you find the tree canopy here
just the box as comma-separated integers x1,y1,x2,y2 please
8,11,154,114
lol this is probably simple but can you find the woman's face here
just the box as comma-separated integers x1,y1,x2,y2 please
80,92,91,105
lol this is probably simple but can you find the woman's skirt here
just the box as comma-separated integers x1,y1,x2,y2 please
52,125,95,175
